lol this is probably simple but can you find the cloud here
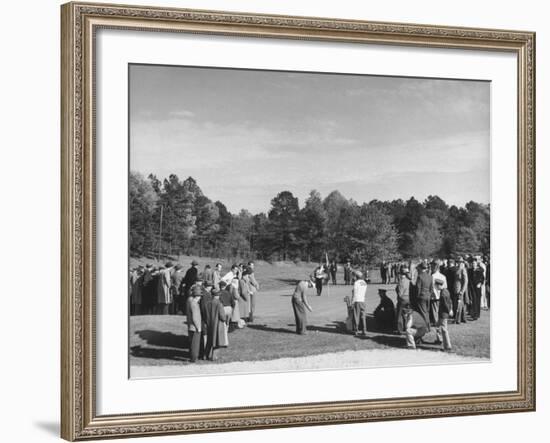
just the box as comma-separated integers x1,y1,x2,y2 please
168,109,195,119
129,66,490,213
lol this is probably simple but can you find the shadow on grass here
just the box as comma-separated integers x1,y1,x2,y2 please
247,324,296,334
307,321,349,335
130,345,190,361
136,329,188,349
131,330,194,362
248,321,352,336
364,332,440,352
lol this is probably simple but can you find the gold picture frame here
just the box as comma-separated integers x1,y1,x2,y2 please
61,2,536,440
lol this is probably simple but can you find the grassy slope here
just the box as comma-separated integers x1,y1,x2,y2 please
130,255,329,291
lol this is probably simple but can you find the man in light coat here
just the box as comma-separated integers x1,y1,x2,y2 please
351,271,368,335
156,262,174,315
247,261,260,322
430,260,448,326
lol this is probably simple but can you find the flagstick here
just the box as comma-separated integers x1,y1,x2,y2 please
325,252,330,297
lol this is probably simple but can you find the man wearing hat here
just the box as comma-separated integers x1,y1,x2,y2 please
156,262,174,315
186,285,202,362
413,261,433,330
129,266,144,316
201,264,214,288
247,261,260,323
470,259,486,320
170,264,185,314
351,270,368,335
435,278,453,351
430,260,448,326
141,264,155,315
199,282,214,359
374,289,396,331
213,263,223,290
291,278,314,334
344,260,352,285
204,288,228,360
183,260,200,299
395,265,412,333
452,257,469,324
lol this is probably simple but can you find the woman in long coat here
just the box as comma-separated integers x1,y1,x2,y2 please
414,263,433,330
238,272,252,320
205,290,227,360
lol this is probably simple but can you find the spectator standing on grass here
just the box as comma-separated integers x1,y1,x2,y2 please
202,264,214,288
313,263,327,296
329,260,338,285
430,260,448,326
205,289,228,360
435,278,453,351
247,261,260,323
199,283,213,359
170,264,185,315
291,278,314,335
395,266,412,333
384,261,391,284
186,286,202,363
156,263,174,315
380,261,387,284
228,275,244,327
238,270,252,322
183,260,199,298
452,257,469,324
213,263,223,289
141,264,155,315
470,260,485,320
478,256,488,310
413,261,432,330
344,260,352,285
129,266,143,316
351,271,368,335
221,264,239,287
218,281,234,336
466,256,476,318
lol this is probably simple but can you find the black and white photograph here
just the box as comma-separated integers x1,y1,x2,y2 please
128,64,491,378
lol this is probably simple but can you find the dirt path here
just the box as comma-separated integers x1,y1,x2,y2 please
131,347,485,378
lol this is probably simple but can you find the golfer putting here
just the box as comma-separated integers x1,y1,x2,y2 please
291,277,315,334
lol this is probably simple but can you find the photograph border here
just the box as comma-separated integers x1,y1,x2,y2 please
61,2,536,440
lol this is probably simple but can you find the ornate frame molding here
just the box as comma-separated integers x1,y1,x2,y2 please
61,2,535,440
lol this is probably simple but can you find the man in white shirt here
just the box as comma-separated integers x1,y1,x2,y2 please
430,260,448,325
221,264,239,289
477,256,488,309
351,271,368,335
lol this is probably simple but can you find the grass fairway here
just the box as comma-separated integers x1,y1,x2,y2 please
130,264,490,374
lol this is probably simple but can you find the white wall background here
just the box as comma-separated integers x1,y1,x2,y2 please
0,0,546,442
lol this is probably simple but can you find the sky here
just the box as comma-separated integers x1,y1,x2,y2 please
129,64,490,214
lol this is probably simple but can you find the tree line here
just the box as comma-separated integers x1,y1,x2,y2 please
130,171,490,264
